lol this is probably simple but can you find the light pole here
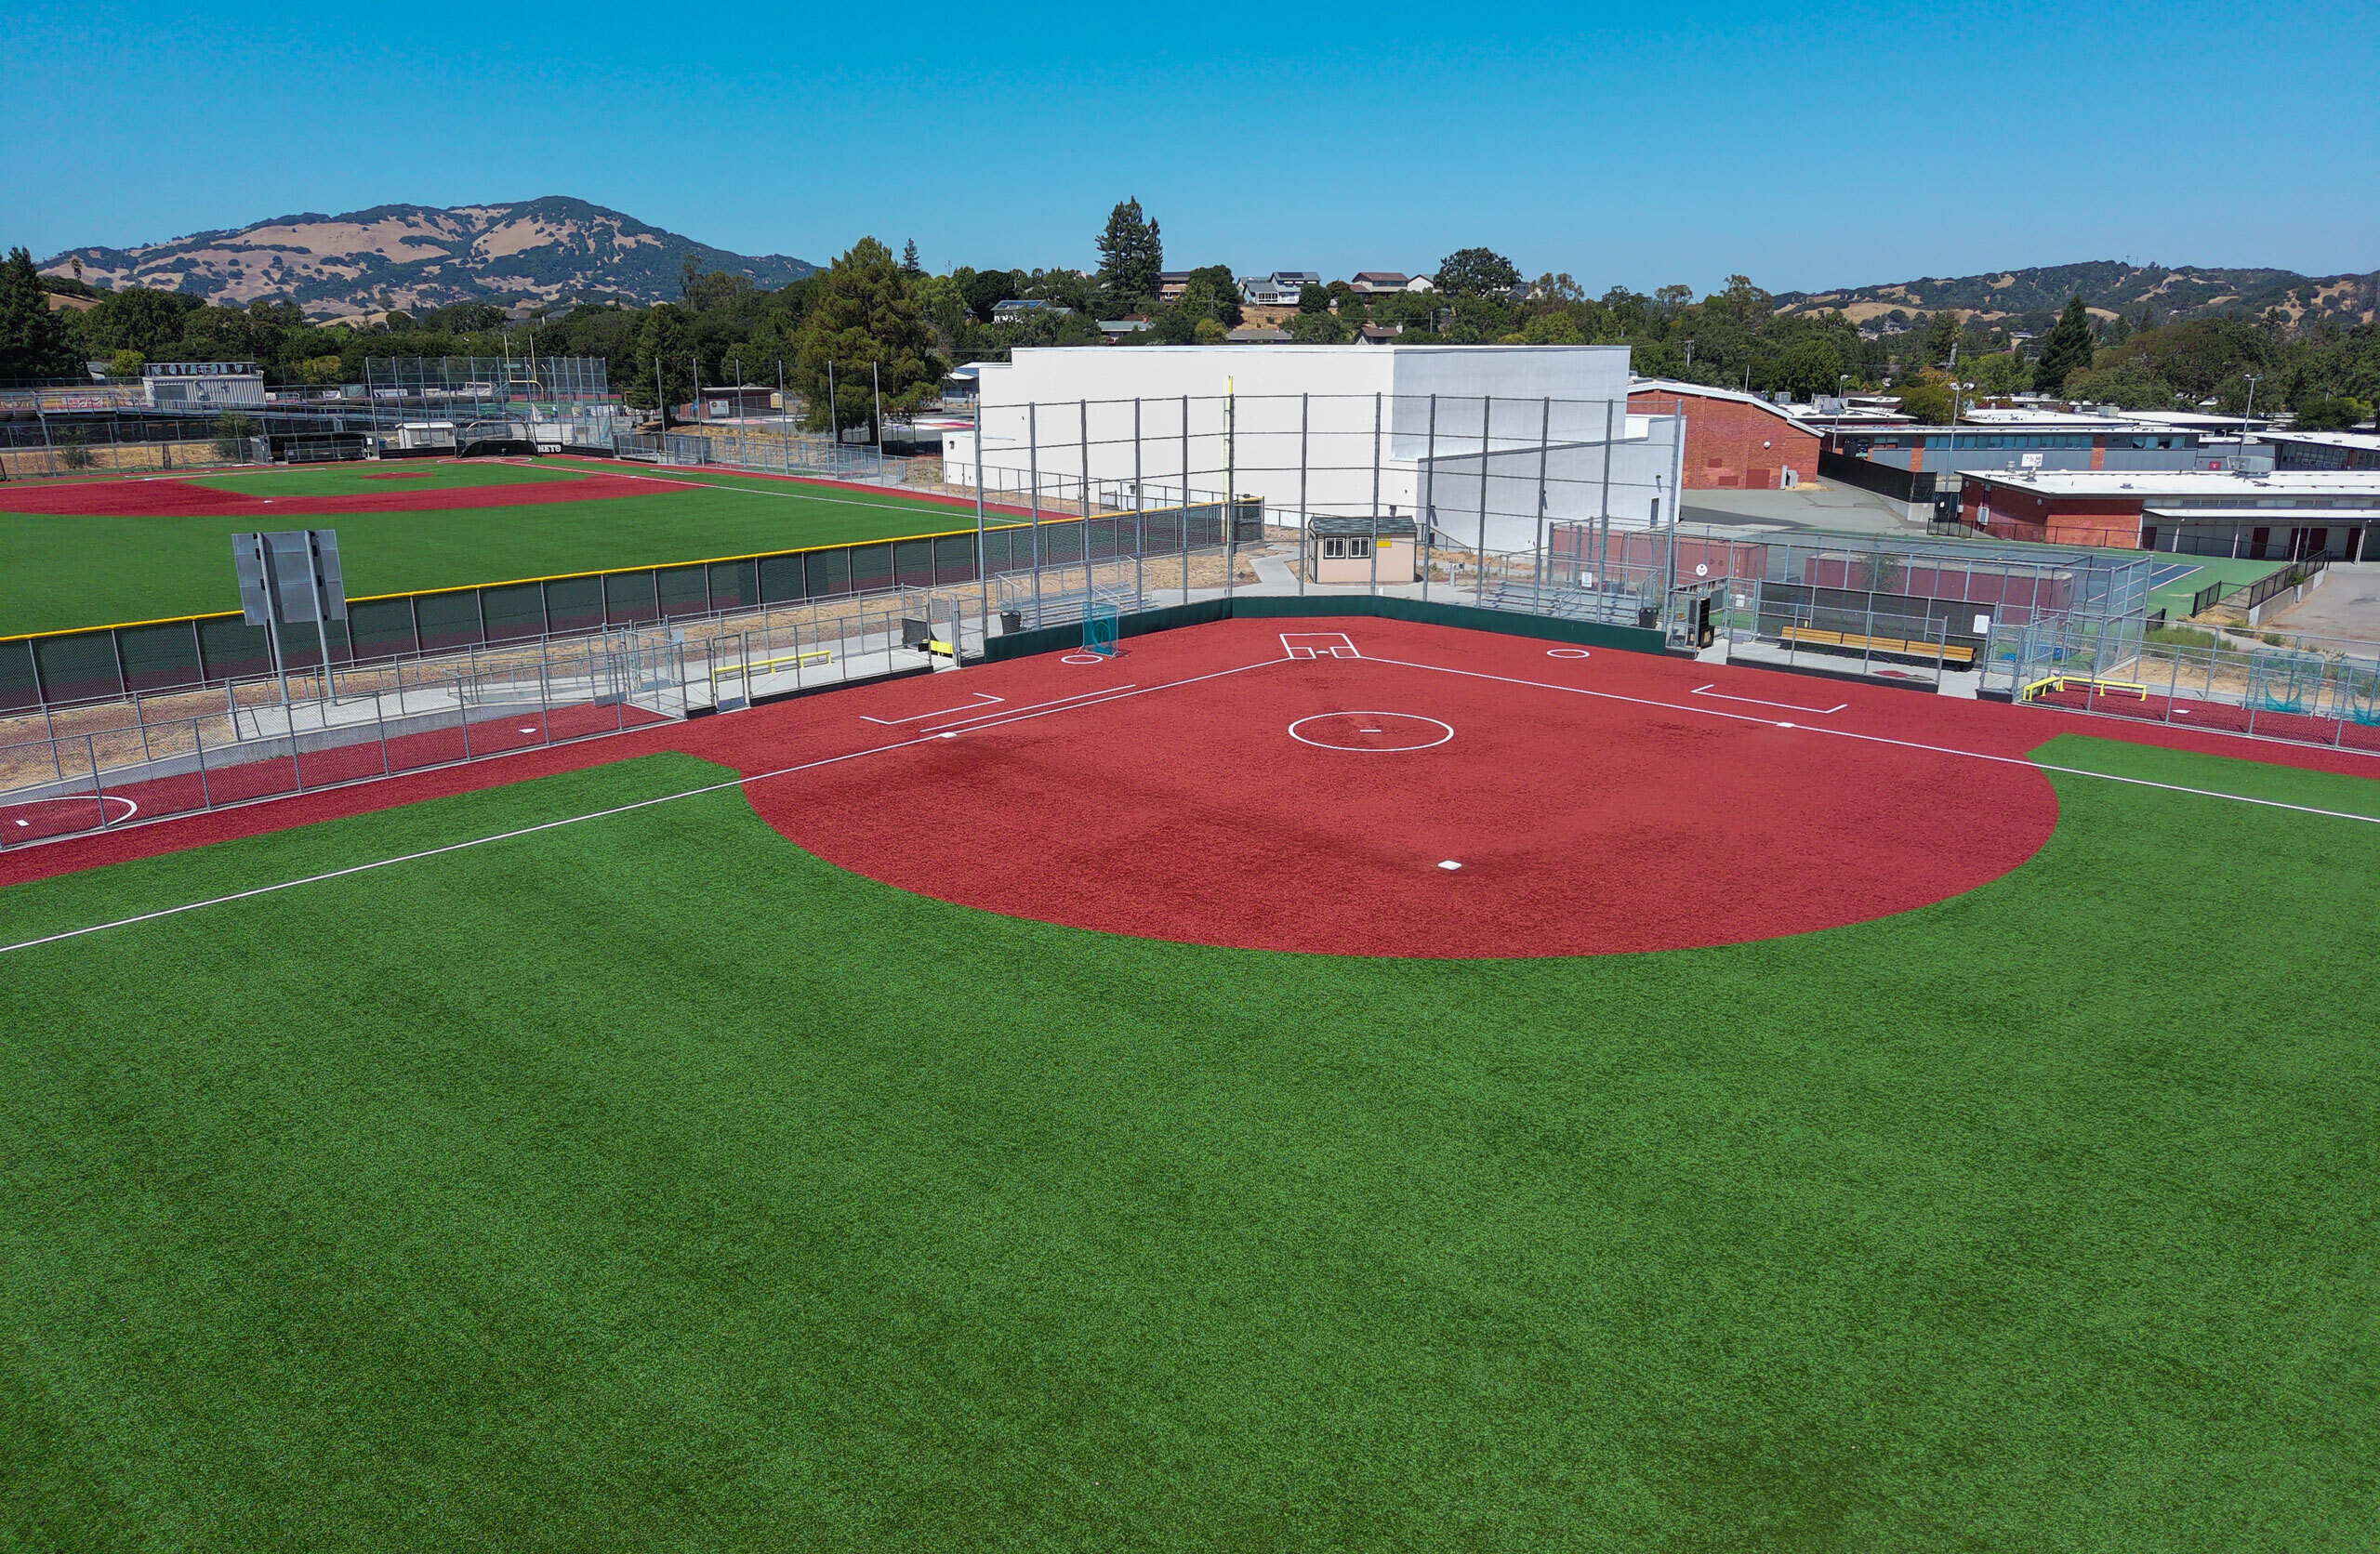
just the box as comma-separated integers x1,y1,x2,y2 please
2239,373,2261,468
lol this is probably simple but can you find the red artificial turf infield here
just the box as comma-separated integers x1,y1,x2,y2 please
8,617,2377,953
745,623,2062,956
0,471,653,519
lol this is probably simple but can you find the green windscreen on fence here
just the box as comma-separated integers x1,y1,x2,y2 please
0,502,1256,707
482,582,548,642
0,639,39,714
348,599,418,660
657,565,709,618
197,616,274,682
116,622,205,693
545,575,605,635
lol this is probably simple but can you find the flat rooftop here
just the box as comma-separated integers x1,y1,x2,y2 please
2259,429,2380,451
1966,469,2380,498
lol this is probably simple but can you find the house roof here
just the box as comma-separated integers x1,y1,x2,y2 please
1350,271,1409,286
1309,513,1420,537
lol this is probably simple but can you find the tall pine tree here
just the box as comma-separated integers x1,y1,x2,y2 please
0,247,79,382
2033,296,2096,395
1095,199,1163,310
794,239,945,440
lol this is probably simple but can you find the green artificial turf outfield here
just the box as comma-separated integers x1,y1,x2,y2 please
0,734,2373,1551
193,462,588,497
0,469,971,638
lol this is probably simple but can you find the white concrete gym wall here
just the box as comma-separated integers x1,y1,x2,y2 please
942,346,1683,553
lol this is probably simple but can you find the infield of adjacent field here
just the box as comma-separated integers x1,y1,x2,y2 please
0,462,972,637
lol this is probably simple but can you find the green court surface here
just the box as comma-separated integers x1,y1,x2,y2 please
1,732,2373,1550
2147,554,2292,620
0,468,972,638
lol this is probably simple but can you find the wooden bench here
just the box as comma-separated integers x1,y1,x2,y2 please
1779,626,1976,665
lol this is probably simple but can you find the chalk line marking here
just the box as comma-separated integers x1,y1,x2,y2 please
7,795,139,828
1363,654,2380,828
919,685,1139,733
1288,712,1453,753
1281,632,1360,660
0,656,1289,957
1691,683,1848,716
861,692,1004,726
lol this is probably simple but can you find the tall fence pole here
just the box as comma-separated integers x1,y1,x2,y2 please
1421,393,1437,603
1132,398,1144,605
1597,398,1616,587
1475,397,1492,608
974,408,990,639
1079,398,1091,599
1298,393,1310,596
1533,395,1552,610
1028,403,1042,626
1369,391,1382,597
1224,390,1237,605
1181,395,1192,607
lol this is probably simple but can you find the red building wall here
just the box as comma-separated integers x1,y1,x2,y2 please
1963,482,2144,547
1632,390,1819,491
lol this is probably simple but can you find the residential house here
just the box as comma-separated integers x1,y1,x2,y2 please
1238,271,1321,307
1350,272,1433,296
991,299,1074,323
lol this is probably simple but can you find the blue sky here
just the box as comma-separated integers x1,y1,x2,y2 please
5,0,2373,296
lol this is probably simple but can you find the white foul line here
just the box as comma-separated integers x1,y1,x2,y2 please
1690,682,1848,715
1362,653,2380,827
861,692,1004,725
919,684,1138,732
0,654,1289,957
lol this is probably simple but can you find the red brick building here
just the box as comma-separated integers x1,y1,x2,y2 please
1962,469,2378,560
1629,380,1820,491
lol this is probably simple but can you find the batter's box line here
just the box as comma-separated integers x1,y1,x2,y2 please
1690,683,1848,716
1281,632,1361,660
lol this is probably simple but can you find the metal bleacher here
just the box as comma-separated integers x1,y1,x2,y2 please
999,586,1155,633
1475,581,1653,628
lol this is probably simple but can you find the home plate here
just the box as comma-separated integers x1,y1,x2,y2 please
1437,860,1462,871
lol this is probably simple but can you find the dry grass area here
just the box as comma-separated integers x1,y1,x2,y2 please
1,445,252,480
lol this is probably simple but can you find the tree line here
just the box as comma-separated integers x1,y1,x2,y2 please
7,196,2376,437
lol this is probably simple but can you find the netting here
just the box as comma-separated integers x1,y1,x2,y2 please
1083,599,1120,657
